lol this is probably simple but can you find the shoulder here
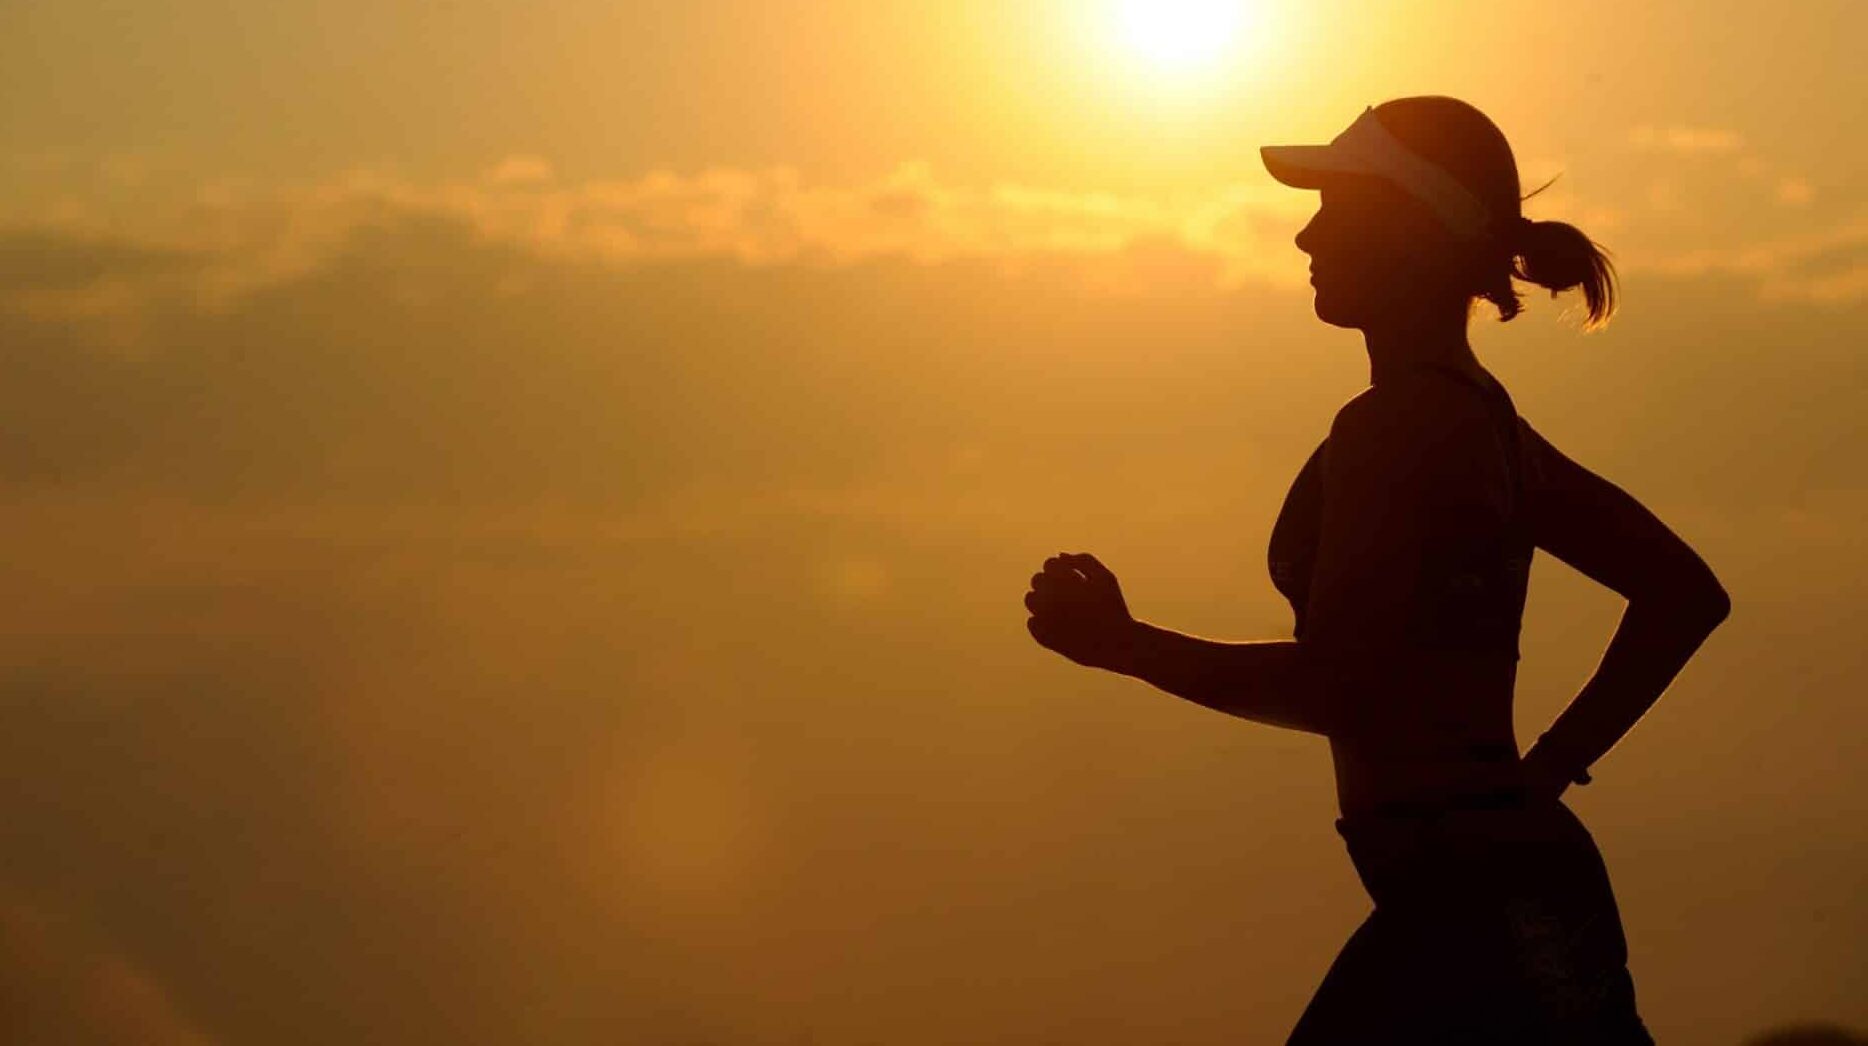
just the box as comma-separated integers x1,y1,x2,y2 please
1514,417,1593,495
1328,373,1496,459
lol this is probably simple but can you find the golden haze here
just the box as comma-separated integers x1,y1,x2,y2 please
0,1,1863,1043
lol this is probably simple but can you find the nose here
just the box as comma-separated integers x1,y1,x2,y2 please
1294,208,1320,257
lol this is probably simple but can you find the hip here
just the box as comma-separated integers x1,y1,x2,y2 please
1334,791,1618,910
1319,794,1648,1040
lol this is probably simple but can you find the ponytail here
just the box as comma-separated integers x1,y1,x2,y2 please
1515,219,1618,330
1478,216,1620,331
1365,97,1620,331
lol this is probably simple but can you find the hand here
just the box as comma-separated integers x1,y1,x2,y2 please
1024,551,1137,672
1519,743,1577,803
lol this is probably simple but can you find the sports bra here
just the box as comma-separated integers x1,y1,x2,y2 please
1267,364,1535,659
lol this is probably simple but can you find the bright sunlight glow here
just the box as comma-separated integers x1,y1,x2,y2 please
1115,0,1250,71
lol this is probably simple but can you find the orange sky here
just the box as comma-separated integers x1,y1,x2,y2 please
0,3,1863,1044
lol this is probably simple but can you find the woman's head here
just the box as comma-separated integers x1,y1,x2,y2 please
1266,96,1618,333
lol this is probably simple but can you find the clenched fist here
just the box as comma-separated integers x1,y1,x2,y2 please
1024,551,1138,672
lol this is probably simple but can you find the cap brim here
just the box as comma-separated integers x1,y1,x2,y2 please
1260,144,1359,190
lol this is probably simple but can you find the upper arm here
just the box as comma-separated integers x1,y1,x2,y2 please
1524,427,1730,614
1304,384,1506,647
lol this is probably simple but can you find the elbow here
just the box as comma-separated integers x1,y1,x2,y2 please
1701,578,1732,627
1686,562,1732,629
1698,586,1732,634
1649,570,1731,633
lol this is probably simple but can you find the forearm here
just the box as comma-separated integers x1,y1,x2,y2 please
1108,621,1331,735
1528,595,1729,782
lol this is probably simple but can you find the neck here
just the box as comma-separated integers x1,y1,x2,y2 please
1361,305,1479,386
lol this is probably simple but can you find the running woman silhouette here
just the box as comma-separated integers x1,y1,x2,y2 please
1022,96,1730,1043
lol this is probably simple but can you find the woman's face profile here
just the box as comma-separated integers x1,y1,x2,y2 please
1295,175,1458,331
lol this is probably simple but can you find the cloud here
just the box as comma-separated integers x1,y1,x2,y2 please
1629,124,1746,155
484,154,554,185
1776,176,1815,206
0,207,1278,503
1641,213,1868,302
7,140,1867,321
1599,123,1864,298
0,159,1318,317
0,231,200,291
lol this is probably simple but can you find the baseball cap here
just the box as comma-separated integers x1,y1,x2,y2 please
1261,105,1494,240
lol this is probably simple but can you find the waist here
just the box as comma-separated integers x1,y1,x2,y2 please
1305,641,1519,713
1331,738,1526,820
1332,790,1602,910
1340,783,1531,826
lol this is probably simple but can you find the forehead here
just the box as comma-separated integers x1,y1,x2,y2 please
1312,175,1443,236
1314,172,1409,207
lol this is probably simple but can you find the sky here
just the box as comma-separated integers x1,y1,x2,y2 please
0,1,1864,1043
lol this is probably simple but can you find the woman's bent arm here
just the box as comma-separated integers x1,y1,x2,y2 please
1107,622,1332,735
1525,594,1729,785
1522,426,1733,784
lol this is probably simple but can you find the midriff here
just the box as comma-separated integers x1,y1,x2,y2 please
1320,650,1525,818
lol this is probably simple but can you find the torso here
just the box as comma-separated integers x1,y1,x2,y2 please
1269,364,1539,816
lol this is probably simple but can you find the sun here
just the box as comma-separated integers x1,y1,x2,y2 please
1115,0,1250,72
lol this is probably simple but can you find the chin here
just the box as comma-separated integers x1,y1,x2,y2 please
1311,291,1366,330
